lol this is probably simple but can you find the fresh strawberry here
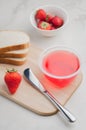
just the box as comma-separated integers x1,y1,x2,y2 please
37,21,52,30
45,14,53,23
51,16,64,28
35,9,46,20
51,25,56,30
4,69,22,94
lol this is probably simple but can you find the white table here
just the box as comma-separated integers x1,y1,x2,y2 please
0,0,86,129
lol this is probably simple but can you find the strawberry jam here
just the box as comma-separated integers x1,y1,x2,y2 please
42,50,80,87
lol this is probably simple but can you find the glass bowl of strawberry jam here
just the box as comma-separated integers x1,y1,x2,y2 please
39,46,81,87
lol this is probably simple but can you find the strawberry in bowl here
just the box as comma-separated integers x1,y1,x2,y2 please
35,9,64,30
37,21,52,30
51,16,64,28
30,5,68,36
45,14,53,23
35,9,46,21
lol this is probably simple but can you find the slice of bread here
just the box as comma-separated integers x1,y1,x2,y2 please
0,52,28,58
0,30,30,53
0,57,28,66
0,48,29,58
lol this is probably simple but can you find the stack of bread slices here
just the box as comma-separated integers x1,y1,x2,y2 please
0,30,30,65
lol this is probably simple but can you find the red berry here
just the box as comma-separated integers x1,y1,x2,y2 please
45,14,53,23
35,9,46,21
51,16,64,28
4,69,22,94
37,21,52,30
51,25,56,30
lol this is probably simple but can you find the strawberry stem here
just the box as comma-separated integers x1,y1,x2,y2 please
41,22,48,29
6,68,17,72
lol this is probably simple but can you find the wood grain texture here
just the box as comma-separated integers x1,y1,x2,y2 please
0,45,83,116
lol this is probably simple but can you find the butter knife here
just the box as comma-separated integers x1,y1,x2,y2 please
24,68,76,123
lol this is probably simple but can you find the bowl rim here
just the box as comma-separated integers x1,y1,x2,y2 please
39,46,81,79
30,5,69,32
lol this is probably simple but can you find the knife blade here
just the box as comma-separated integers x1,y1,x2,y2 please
24,68,76,123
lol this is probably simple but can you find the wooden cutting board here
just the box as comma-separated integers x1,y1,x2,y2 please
0,45,83,116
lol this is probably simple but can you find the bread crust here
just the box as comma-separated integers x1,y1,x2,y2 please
0,43,29,53
0,52,28,58
0,58,27,65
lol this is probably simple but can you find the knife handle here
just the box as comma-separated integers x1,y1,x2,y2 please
44,91,76,123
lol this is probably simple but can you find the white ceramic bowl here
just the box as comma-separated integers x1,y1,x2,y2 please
30,5,68,37
39,46,81,87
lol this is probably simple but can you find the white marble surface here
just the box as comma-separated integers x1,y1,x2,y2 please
0,0,86,129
